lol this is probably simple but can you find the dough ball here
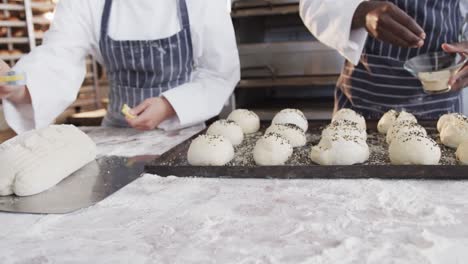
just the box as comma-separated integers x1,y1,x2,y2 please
389,132,441,165
437,113,466,133
377,109,398,134
386,120,427,144
227,109,260,134
207,120,244,146
310,135,369,165
332,108,366,130
187,134,234,166
440,116,468,149
0,125,97,197
456,141,468,165
265,123,306,148
396,111,417,123
253,133,293,166
322,120,367,141
272,109,308,132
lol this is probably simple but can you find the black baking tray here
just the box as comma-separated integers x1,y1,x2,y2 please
145,121,468,180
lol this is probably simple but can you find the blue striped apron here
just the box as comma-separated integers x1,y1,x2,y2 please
336,0,463,120
99,0,194,127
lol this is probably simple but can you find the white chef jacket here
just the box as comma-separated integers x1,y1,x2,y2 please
3,0,240,134
300,0,468,66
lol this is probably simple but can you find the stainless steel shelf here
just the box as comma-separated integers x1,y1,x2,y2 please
231,4,298,18
0,20,27,27
30,2,54,11
0,37,29,44
237,76,340,88
0,3,25,11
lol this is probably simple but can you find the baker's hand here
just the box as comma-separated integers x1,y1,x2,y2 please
0,59,29,104
126,97,176,131
352,1,426,48
442,42,468,91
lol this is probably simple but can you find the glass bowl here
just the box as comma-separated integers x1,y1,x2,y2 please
404,51,467,94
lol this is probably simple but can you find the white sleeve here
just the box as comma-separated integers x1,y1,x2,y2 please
299,0,369,65
3,0,95,133
159,0,240,131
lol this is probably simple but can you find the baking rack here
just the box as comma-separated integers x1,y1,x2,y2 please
0,0,105,122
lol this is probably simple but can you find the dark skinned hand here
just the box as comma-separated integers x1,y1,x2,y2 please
352,1,426,48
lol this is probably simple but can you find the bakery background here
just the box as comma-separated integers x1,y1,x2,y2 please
0,0,467,132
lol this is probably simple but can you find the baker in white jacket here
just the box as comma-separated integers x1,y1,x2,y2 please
0,0,240,133
301,0,468,119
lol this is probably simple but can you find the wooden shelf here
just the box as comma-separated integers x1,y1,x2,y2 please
80,85,96,94
71,98,97,108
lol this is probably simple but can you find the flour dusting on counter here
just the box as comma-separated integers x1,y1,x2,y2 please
1,175,468,263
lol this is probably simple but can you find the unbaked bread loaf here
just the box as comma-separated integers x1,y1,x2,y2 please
0,125,97,196
310,135,369,165
389,131,441,165
227,109,260,134
187,134,234,166
207,120,244,146
265,123,306,148
332,108,366,130
271,109,308,132
253,133,293,166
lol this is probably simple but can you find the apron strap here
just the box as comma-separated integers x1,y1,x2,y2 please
100,0,113,37
178,0,191,28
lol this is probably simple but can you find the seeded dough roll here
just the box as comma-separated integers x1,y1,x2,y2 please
386,120,427,144
187,134,234,166
322,119,367,141
265,123,306,148
396,111,417,123
272,109,308,132
227,109,260,134
389,132,441,165
440,116,468,149
0,125,97,197
310,135,369,165
253,133,293,166
332,108,366,130
377,109,398,134
456,141,468,165
207,120,244,146
437,113,462,132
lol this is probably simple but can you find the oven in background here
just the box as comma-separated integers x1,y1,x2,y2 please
223,0,345,120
